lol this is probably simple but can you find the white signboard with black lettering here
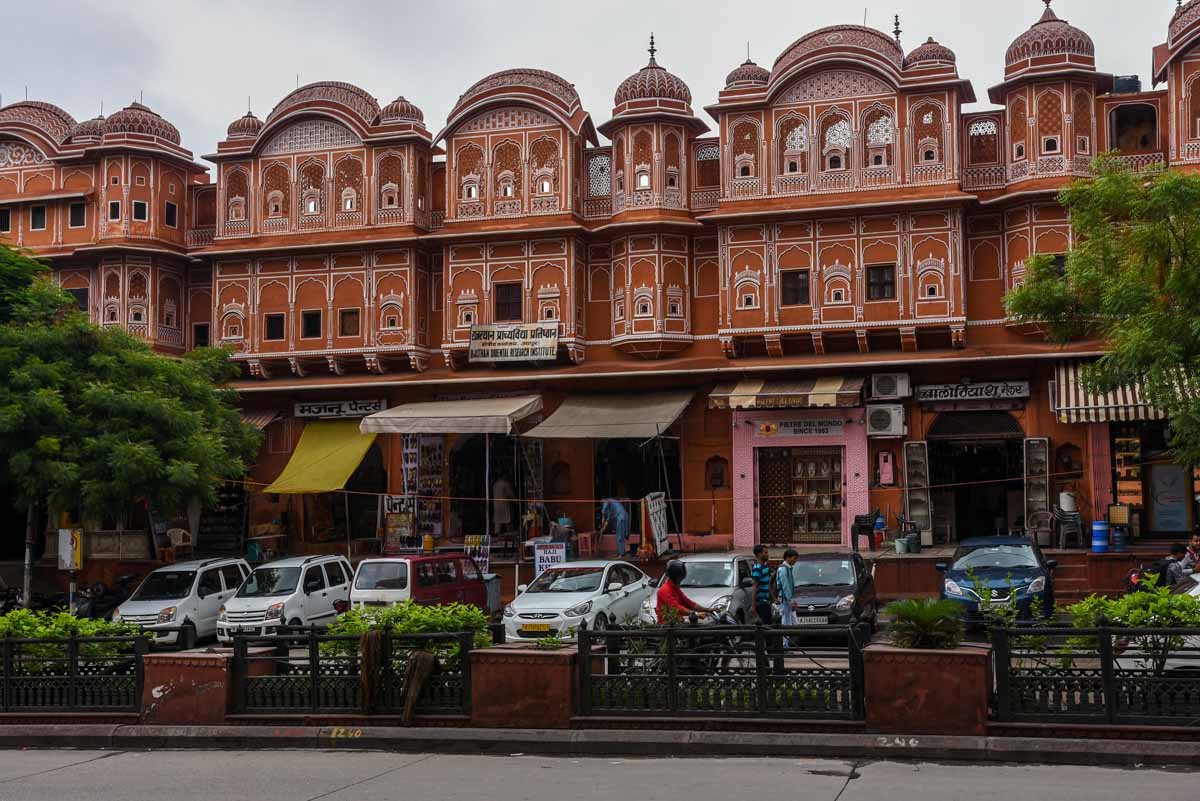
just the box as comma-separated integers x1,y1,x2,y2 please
534,542,567,577
293,399,386,419
469,323,558,363
754,418,845,438
915,382,1030,404
644,492,671,557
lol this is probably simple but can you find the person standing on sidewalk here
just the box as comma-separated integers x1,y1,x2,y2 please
776,549,799,627
750,544,774,624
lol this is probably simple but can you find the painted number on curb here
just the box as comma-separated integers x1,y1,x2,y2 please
328,727,363,739
876,736,920,748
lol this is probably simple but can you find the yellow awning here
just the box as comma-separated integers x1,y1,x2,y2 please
263,419,376,494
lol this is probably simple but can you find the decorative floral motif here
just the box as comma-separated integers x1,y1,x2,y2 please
866,117,893,146
777,69,891,104
968,120,999,137
785,123,808,152
0,139,47,167
695,143,720,161
265,81,380,127
261,119,361,155
825,120,852,151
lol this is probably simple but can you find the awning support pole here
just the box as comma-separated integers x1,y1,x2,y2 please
655,424,683,548
485,433,491,540
344,491,352,560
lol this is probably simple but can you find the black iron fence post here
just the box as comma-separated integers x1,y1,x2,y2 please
1098,623,1117,724
993,627,1011,722
458,631,474,716
308,626,320,713
67,630,78,710
2,633,11,713
231,636,247,714
849,624,866,721
133,636,149,713
577,622,592,717
666,625,679,714
754,624,769,715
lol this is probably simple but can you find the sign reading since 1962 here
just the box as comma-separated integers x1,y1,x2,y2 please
293,399,386,419
914,382,1030,404
755,418,845,438
468,324,559,363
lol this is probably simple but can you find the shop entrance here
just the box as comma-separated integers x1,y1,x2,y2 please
302,442,387,546
593,438,683,537
757,447,845,545
927,412,1025,540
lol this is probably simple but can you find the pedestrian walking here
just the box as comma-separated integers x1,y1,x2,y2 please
776,549,799,628
750,544,773,624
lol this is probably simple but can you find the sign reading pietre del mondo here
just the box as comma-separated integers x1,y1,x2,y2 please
469,323,558,363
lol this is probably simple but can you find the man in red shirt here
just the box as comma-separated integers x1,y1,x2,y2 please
656,561,714,624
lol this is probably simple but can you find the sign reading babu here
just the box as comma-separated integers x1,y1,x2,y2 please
469,323,558,363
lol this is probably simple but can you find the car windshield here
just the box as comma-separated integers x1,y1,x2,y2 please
790,559,855,587
355,562,408,591
526,567,604,593
237,567,300,598
953,545,1040,570
130,571,195,601
678,562,734,588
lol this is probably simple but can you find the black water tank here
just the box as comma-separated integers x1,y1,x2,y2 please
1114,75,1142,94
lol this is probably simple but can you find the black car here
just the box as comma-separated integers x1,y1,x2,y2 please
786,552,878,630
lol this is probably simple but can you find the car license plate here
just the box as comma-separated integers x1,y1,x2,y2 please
521,623,551,633
796,616,828,625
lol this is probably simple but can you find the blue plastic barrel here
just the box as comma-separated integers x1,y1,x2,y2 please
1091,521,1110,553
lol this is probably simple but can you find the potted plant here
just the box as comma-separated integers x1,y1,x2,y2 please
862,599,991,736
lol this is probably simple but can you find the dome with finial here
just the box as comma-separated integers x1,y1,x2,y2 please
104,101,181,144
226,110,263,140
1170,0,1200,45
0,100,77,145
613,34,693,107
725,58,770,88
380,95,424,124
905,37,957,68
68,115,106,143
1005,0,1095,79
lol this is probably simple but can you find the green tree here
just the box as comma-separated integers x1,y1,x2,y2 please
1005,155,1200,462
0,244,261,603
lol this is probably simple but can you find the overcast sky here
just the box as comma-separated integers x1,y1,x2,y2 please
1,0,1180,170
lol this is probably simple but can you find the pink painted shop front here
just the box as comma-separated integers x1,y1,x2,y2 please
731,408,869,549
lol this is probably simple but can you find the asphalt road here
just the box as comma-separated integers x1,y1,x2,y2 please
0,750,1192,801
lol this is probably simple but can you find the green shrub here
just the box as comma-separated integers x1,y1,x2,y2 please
1066,585,1200,675
325,601,492,649
0,609,142,673
884,598,965,650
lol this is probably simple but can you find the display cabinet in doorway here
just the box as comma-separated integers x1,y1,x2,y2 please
756,446,844,545
903,442,934,544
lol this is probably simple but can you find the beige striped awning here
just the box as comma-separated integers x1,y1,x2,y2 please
708,377,864,410
1052,361,1164,423
240,409,281,429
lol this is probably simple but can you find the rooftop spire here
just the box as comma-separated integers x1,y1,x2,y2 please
648,32,657,65
1039,0,1058,21
893,13,902,44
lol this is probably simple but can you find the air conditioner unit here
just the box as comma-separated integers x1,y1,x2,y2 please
871,373,912,400
866,404,906,438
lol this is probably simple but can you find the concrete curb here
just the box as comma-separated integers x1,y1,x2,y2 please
0,725,1195,766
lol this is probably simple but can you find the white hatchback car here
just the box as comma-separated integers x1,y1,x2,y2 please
114,557,250,648
218,554,353,643
503,560,653,641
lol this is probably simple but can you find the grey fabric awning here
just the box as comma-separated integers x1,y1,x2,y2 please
524,390,695,439
359,395,542,435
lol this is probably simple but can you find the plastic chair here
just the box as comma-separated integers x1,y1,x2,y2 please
166,528,193,558
1026,511,1054,547
576,530,597,557
1053,507,1084,549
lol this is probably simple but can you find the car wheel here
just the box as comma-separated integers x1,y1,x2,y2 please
288,617,303,631
179,622,197,651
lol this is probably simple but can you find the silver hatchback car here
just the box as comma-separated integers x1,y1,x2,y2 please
638,552,756,625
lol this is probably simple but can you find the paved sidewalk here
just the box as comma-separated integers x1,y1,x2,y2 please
0,750,1193,801
0,725,1197,767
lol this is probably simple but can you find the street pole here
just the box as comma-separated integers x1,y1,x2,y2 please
22,503,34,609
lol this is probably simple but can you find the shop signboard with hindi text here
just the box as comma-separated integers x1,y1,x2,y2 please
380,495,419,555
915,381,1030,411
294,399,386,419
469,324,558,363
534,542,567,577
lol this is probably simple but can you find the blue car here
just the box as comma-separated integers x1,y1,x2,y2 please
935,537,1056,621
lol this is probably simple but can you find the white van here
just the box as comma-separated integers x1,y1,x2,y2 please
217,554,352,643
114,557,250,648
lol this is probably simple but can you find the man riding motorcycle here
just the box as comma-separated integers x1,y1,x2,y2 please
656,560,715,624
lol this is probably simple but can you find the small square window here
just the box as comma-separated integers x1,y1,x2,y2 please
831,289,845,303
739,165,751,177
65,287,88,310
636,301,651,316
1042,136,1060,154
132,201,148,221
637,172,650,189
343,195,355,211
666,175,677,188
926,285,940,297
493,283,522,322
543,306,555,320
164,201,178,228
539,179,552,194
30,205,47,231
872,154,885,166
1077,136,1090,154
464,185,478,200
780,271,810,306
741,293,756,308
867,265,896,301
169,183,177,195
1014,143,1026,160
385,314,399,329
0,208,10,233
264,313,285,341
827,155,843,171
135,176,146,187
193,323,210,348
500,184,513,198
108,201,121,221
922,149,937,162
130,308,144,323
301,310,322,339
787,161,798,173
68,202,86,228
338,308,361,337
305,197,319,214
111,176,120,185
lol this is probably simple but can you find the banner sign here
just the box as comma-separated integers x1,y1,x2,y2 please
915,382,1030,403
534,542,567,577
380,495,419,555
644,492,671,557
468,324,558,363
57,528,82,571
755,418,845,438
294,399,385,419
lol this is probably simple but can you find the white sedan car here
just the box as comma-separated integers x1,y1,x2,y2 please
1114,575,1200,673
503,560,653,641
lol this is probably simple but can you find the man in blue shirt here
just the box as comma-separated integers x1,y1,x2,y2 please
776,548,799,627
750,544,774,624
600,498,630,557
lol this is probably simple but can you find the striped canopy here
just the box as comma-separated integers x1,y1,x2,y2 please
708,377,864,410
1052,361,1164,423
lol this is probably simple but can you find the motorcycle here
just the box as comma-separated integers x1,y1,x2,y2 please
75,575,140,620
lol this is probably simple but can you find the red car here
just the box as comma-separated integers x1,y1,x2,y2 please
348,554,499,615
